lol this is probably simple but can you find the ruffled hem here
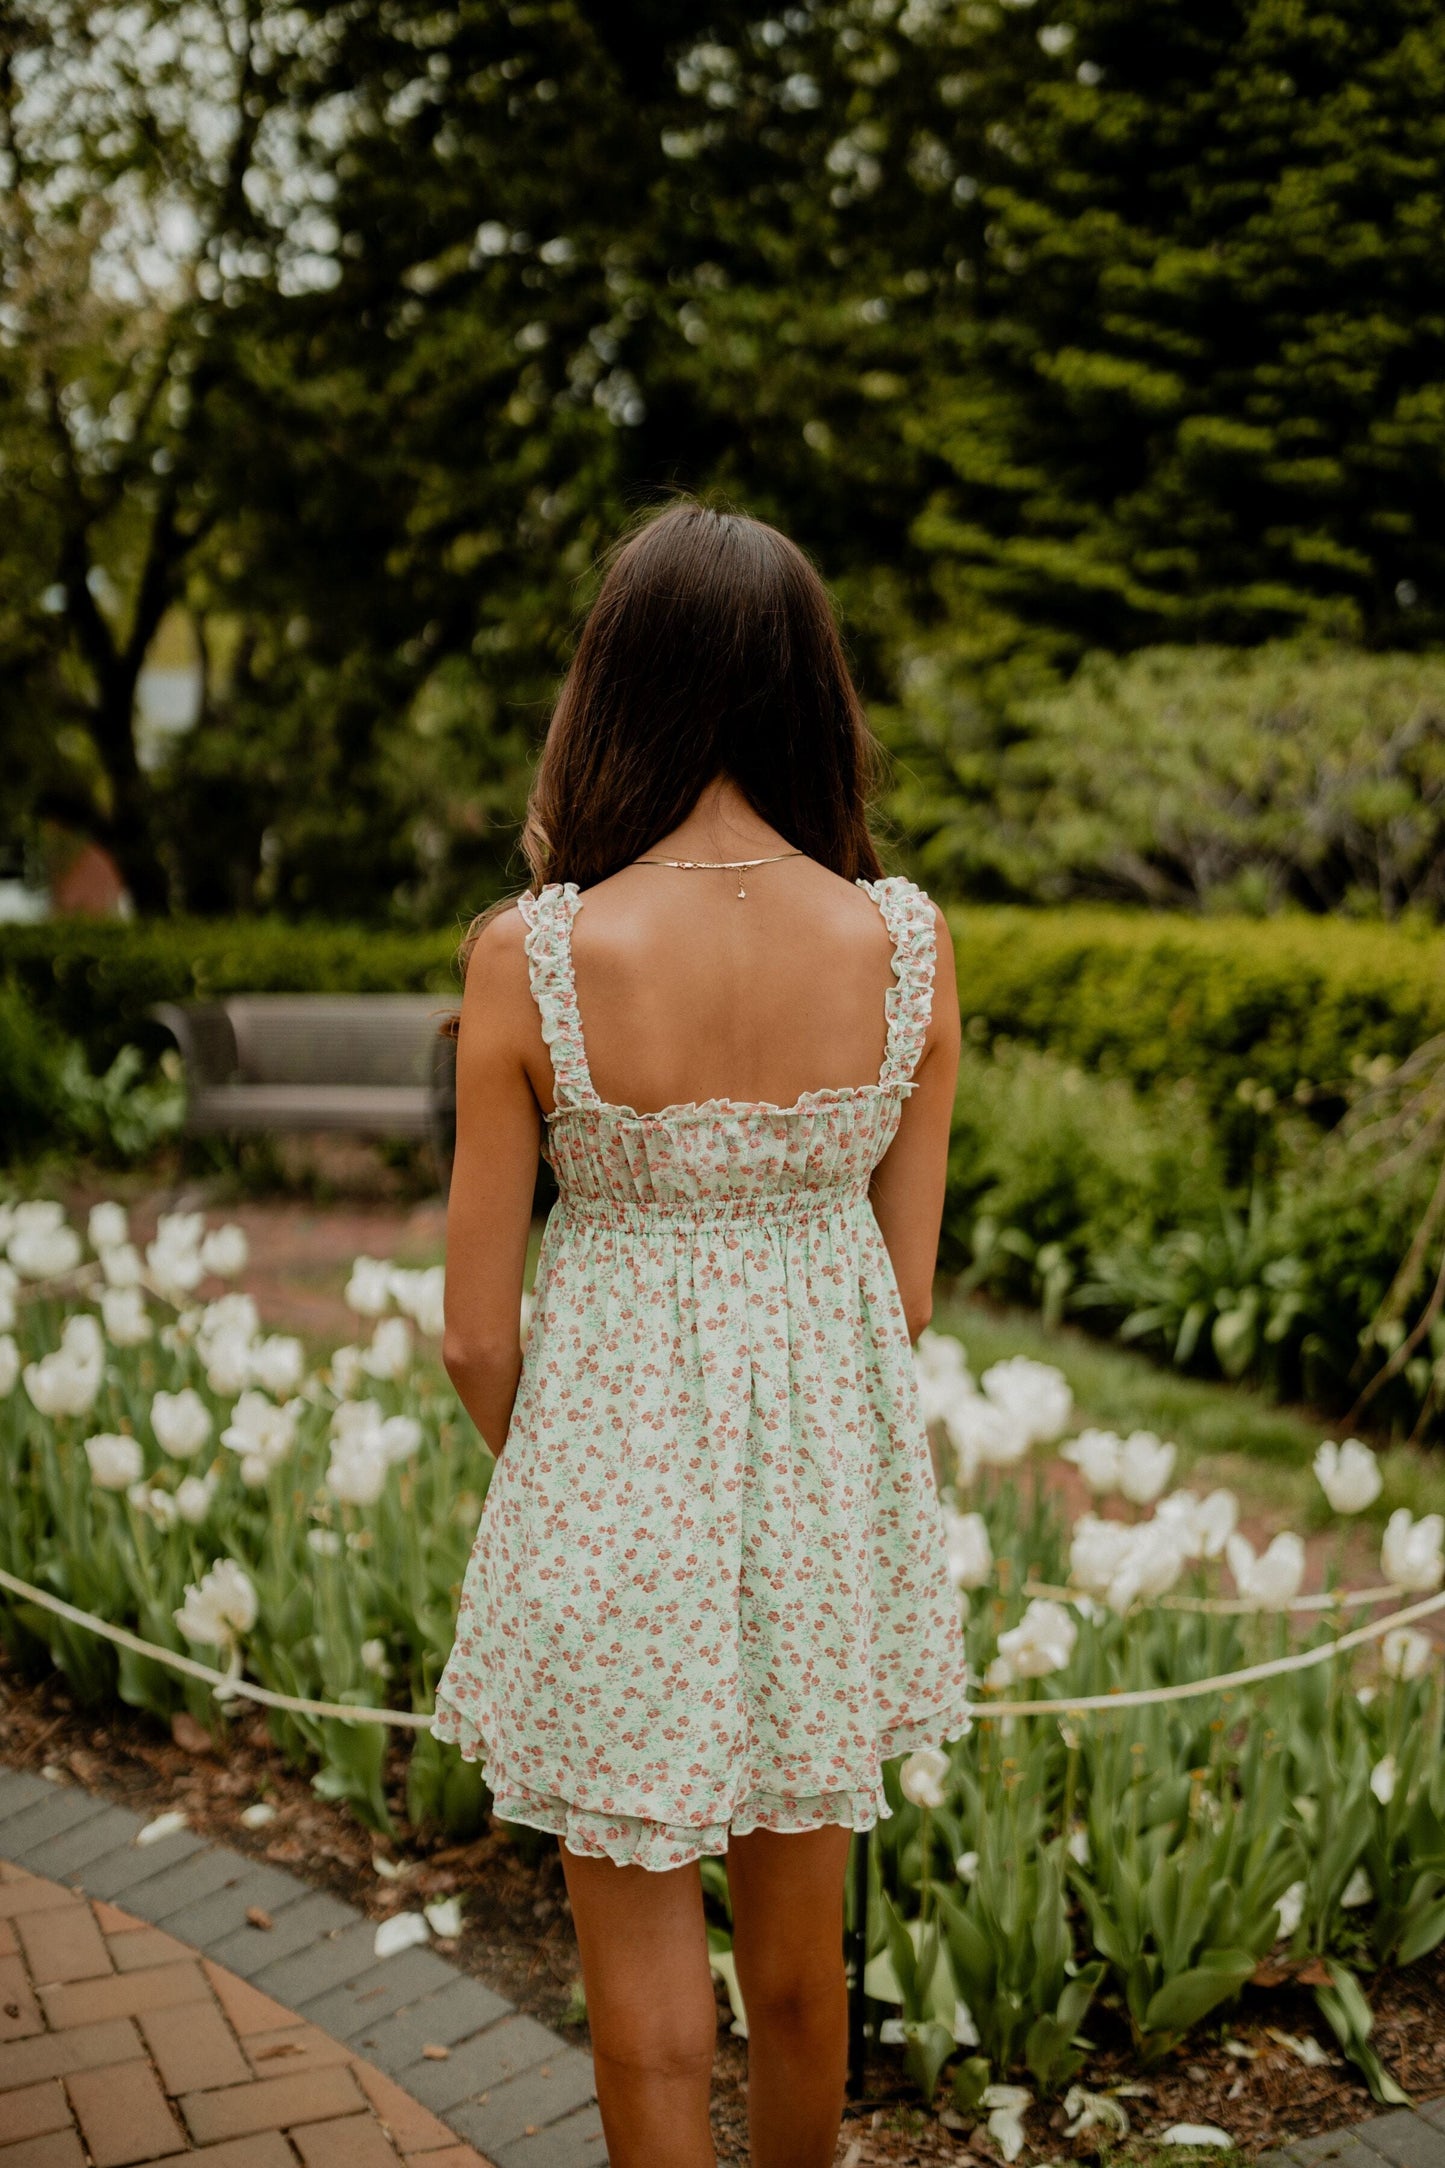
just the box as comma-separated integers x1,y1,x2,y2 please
430,1688,975,1872
856,876,937,1089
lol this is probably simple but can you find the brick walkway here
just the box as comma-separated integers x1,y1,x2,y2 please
0,1772,605,2168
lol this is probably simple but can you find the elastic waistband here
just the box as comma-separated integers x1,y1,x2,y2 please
554,1188,871,1234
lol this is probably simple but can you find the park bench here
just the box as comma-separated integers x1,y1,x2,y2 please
148,994,457,1184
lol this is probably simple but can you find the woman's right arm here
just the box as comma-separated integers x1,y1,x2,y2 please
441,908,543,1456
868,904,961,1342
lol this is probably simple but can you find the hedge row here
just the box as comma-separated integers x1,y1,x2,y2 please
947,905,1445,1119
5,905,1445,1112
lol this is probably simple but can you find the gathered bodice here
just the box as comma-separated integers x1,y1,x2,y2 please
514,875,938,1226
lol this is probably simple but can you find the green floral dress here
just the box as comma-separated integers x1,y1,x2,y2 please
433,874,972,1870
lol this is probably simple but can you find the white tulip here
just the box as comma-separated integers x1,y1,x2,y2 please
345,1256,394,1316
10,1200,64,1237
942,1507,992,1591
379,1413,423,1464
955,1849,979,1880
249,1335,304,1399
361,1316,412,1382
1275,1881,1306,1939
1118,1429,1176,1506
220,1391,298,1483
1341,1865,1374,1908
307,1527,343,1556
980,1356,1073,1446
146,1225,206,1300
197,1292,260,1348
915,1328,975,1424
996,1598,1077,1681
946,1390,1031,1470
1069,1514,1136,1600
1371,1754,1398,1805
0,1261,16,1331
1314,1438,1382,1516
1382,1509,1445,1592
151,1387,212,1460
100,1286,152,1347
327,1437,389,1507
1382,1627,1433,1681
1067,1825,1090,1866
390,1264,446,1337
1226,1531,1306,1610
323,1346,360,1398
24,1315,104,1419
85,1432,144,1490
199,1223,249,1277
0,1335,19,1397
1105,1519,1189,1614
127,1481,179,1528
1060,1428,1123,1495
9,1222,83,1280
174,1558,258,1647
100,1241,144,1288
174,1473,218,1526
898,1746,950,1809
1155,1487,1238,1561
88,1202,129,1253
361,1636,391,1676
204,1329,255,1397
0,1203,11,1245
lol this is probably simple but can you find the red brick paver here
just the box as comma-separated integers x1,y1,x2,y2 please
0,1865,496,2168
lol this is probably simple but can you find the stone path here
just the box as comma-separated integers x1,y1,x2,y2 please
0,1769,605,2168
1262,2108,1445,2168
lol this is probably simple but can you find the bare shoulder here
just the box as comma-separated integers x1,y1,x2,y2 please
457,902,537,1044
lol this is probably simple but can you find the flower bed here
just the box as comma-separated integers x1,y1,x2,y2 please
2,1198,1443,2145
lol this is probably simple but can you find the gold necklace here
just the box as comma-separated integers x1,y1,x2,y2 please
634,850,804,899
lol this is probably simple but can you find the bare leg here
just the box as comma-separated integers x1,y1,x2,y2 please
558,1841,718,2168
726,1823,854,2168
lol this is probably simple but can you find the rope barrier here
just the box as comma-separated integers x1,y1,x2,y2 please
3,1563,1443,1733
1021,1577,1407,1616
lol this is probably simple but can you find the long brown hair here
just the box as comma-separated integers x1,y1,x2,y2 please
451,497,886,1009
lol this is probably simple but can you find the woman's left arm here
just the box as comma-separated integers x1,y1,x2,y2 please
442,906,544,1455
868,904,962,1342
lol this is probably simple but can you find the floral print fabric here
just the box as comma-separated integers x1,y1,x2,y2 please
432,874,974,1871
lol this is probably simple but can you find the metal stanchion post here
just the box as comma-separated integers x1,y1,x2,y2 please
846,1823,870,2096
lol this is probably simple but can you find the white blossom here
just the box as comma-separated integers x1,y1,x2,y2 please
1341,1865,1374,1908
204,1329,255,1397
220,1391,299,1486
1371,1754,1398,1805
249,1335,304,1400
361,1636,391,1676
915,1328,975,1424
146,1212,207,1300
982,2085,1031,2164
330,1345,365,1397
1382,1509,1445,1592
995,1598,1077,1681
1067,1825,1090,1866
373,1911,430,1958
151,1387,212,1460
0,1335,19,1397
1226,1531,1306,1610
946,1390,1030,1472
424,1896,463,1938
88,1201,129,1253
199,1223,249,1278
345,1256,394,1316
361,1316,412,1381
84,1432,144,1490
1156,1487,1238,1560
100,1242,144,1289
100,1286,152,1347
390,1264,445,1337
127,1481,179,1528
1107,1518,1189,1612
980,1356,1073,1446
174,1473,218,1526
942,1507,992,1591
1118,1429,1176,1505
174,1559,258,1646
307,1527,343,1557
0,1261,16,1332
1314,1438,1382,1515
9,1217,83,1280
1060,1428,1123,1494
899,1746,950,1809
1382,1627,1433,1681
23,1315,104,1419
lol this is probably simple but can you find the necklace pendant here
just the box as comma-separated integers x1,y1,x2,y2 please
737,880,747,899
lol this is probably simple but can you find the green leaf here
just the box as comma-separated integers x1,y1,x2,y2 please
903,2018,957,2105
1142,1954,1254,2039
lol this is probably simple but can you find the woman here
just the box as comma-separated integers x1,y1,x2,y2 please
434,499,972,2168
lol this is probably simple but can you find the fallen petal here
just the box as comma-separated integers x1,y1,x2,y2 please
1162,2126,1233,2146
374,1910,431,1959
135,1810,189,1846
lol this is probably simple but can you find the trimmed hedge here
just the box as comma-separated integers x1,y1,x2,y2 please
948,905,1445,1121
0,919,464,1070
6,904,1445,1118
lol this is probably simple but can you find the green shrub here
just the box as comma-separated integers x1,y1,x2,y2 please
0,984,71,1159
0,918,464,1070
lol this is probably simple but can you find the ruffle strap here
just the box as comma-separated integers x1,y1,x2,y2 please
518,883,600,1109
856,876,938,1087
